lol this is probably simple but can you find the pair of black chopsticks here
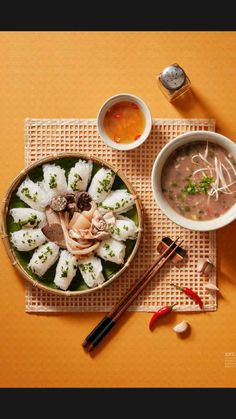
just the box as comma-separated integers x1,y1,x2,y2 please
82,236,184,352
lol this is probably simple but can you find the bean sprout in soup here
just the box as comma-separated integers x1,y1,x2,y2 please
161,142,236,221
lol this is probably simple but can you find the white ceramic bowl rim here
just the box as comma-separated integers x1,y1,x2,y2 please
151,131,236,231
97,93,152,151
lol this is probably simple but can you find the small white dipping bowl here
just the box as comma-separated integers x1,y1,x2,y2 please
152,131,236,231
97,93,152,151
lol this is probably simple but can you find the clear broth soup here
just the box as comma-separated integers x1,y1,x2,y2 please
161,141,236,221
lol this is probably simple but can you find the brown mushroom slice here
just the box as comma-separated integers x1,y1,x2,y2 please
42,223,66,248
45,206,60,225
67,202,77,218
65,193,76,204
64,211,70,229
75,192,92,212
63,193,76,217
50,195,67,212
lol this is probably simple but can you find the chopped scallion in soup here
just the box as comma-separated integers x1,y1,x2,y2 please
161,142,236,221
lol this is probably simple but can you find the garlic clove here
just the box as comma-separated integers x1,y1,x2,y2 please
197,258,214,275
173,320,189,334
205,283,219,292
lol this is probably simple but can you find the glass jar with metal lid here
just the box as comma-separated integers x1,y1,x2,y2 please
157,63,191,102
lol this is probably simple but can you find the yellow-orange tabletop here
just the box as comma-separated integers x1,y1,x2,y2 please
0,32,236,388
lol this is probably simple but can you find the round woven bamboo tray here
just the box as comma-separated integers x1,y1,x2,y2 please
1,153,143,296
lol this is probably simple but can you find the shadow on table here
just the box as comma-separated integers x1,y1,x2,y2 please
172,87,225,134
87,309,211,356
22,223,230,356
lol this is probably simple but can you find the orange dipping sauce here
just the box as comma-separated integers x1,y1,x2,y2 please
103,101,145,144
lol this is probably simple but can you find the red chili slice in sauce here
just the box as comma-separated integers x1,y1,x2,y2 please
114,135,121,143
131,103,139,110
134,134,141,141
114,113,122,119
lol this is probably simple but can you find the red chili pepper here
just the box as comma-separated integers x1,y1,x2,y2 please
114,135,121,143
170,283,203,309
131,103,139,110
149,304,177,330
134,134,141,141
114,113,122,119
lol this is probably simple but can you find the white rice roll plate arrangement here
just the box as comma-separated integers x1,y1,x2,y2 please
68,159,93,192
88,167,115,203
9,208,46,228
78,255,105,288
28,242,60,277
99,189,135,214
96,238,126,265
109,216,139,241
3,154,142,295
54,250,78,290
43,164,68,199
10,229,47,251
16,177,50,211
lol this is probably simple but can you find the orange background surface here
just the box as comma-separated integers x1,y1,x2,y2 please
0,32,236,388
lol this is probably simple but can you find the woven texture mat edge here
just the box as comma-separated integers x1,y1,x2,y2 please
24,118,217,313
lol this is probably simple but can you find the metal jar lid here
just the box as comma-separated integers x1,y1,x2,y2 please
159,64,186,91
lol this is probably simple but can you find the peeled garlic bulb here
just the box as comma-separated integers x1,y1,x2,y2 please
205,283,219,292
173,320,189,334
197,258,214,275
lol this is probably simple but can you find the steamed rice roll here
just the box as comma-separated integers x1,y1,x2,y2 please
78,255,105,288
10,229,47,251
17,177,49,211
109,216,139,241
96,238,126,264
99,189,135,214
43,164,68,198
54,250,78,290
10,208,46,228
88,168,115,203
28,242,60,277
68,159,93,192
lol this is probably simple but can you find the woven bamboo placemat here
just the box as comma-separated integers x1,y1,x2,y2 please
24,118,217,312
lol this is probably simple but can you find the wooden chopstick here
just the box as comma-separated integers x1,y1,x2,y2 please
82,237,183,352
107,237,181,320
82,240,178,351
